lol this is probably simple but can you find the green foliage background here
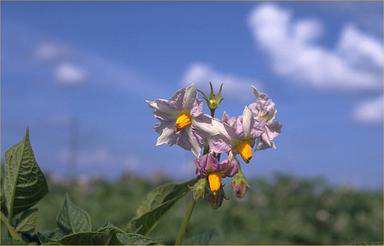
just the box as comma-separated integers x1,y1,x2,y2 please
1,130,382,244
37,172,383,244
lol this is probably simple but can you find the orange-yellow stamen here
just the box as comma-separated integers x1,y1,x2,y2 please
208,172,221,193
175,112,192,131
235,140,253,163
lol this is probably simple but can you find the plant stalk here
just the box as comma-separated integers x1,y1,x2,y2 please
174,85,218,244
175,198,196,245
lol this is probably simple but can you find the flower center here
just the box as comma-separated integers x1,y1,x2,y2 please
175,112,192,131
208,172,221,193
235,140,253,163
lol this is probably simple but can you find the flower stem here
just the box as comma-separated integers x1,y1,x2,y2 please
175,197,196,245
210,108,215,118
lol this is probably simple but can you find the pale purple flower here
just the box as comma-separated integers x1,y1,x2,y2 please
194,152,239,178
253,120,282,150
206,106,257,163
147,84,212,157
249,86,282,150
249,86,277,122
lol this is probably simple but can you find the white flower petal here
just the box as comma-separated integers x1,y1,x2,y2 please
187,127,201,157
146,100,157,109
251,85,261,98
261,132,272,147
182,84,196,110
242,106,253,137
147,99,178,119
212,119,228,135
222,111,230,123
156,127,175,146
193,117,219,137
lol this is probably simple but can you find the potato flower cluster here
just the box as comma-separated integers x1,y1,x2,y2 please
147,83,281,207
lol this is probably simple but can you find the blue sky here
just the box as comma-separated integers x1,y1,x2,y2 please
2,1,383,188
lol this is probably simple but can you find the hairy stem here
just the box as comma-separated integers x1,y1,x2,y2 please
175,198,196,245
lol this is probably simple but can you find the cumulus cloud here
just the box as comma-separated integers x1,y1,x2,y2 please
338,25,383,67
353,96,383,123
182,62,262,100
55,62,87,86
248,4,383,90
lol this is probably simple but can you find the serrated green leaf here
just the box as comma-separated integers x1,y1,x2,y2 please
15,208,38,233
37,228,65,244
59,232,112,245
4,129,48,217
129,178,196,235
56,194,92,234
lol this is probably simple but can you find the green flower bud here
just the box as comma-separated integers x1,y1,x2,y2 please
191,178,207,201
198,82,224,113
231,169,249,199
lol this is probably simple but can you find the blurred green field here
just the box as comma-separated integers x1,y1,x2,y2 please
37,173,383,245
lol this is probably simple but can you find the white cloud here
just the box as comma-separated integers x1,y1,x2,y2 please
248,4,383,90
55,62,87,86
35,42,68,60
31,39,159,95
338,25,384,67
7,21,156,94
182,62,262,100
353,96,383,123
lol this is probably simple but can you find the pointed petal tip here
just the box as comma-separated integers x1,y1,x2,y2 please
251,85,261,97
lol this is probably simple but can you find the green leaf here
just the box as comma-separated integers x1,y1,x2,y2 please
129,178,196,235
37,228,65,244
0,164,6,215
15,208,38,233
59,232,112,245
98,223,156,245
114,232,157,245
56,194,92,234
4,128,48,217
136,178,196,216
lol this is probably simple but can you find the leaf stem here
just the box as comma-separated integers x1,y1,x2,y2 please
175,198,196,245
